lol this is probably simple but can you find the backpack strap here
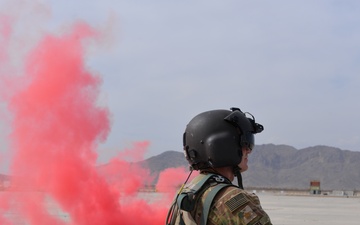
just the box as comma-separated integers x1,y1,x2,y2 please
200,183,230,225
177,173,215,211
177,174,232,225
172,174,217,225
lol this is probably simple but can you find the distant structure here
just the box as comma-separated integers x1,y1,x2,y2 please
332,190,355,197
310,180,321,194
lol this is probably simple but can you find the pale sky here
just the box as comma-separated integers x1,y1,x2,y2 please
1,0,360,167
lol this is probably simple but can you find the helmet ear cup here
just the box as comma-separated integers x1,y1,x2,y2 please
205,132,241,168
184,146,197,166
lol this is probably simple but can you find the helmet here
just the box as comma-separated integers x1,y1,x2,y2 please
183,107,264,170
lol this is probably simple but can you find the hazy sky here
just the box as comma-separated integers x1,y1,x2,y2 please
1,0,360,165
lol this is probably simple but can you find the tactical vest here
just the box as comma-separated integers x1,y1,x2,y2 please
166,173,233,225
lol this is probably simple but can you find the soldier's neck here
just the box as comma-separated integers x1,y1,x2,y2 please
213,167,234,182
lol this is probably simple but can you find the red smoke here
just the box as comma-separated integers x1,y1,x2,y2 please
156,167,198,194
0,13,186,225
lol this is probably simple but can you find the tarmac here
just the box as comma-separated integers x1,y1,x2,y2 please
1,191,360,224
257,192,360,225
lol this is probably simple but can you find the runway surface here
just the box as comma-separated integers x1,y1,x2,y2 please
1,191,359,224
258,193,360,225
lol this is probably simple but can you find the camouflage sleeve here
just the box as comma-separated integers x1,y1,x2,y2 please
206,186,272,225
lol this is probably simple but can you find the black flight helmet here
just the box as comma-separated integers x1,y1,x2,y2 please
183,107,263,170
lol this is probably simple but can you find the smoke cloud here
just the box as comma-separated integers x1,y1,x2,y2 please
0,5,186,225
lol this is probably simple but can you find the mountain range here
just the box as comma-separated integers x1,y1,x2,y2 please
1,144,359,191
140,144,360,190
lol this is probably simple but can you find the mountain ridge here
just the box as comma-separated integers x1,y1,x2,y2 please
2,144,359,191
141,144,360,190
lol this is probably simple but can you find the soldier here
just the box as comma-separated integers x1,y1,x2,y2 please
166,107,272,225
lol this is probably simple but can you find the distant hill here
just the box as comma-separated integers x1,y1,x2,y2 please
2,144,359,191
138,144,360,190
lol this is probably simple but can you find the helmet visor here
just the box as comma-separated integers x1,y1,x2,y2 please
241,132,254,150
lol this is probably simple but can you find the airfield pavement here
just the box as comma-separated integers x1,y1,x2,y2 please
257,192,360,225
137,191,360,224
1,191,359,224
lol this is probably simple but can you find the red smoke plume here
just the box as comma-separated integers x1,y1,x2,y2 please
0,12,186,225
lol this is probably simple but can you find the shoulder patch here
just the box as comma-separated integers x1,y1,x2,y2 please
225,193,249,212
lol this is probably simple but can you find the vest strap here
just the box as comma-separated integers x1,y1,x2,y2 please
200,183,229,225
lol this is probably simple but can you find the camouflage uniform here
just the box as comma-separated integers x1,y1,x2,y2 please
187,174,272,225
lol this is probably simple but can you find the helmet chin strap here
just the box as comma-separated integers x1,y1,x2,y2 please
233,166,243,189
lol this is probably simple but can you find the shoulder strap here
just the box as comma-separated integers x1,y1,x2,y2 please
189,174,215,192
173,173,232,225
200,183,230,225
177,174,215,211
